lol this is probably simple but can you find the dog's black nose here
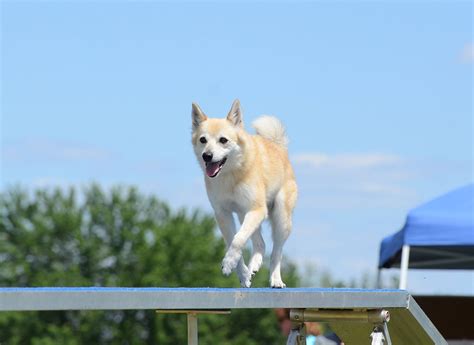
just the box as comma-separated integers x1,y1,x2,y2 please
202,152,213,162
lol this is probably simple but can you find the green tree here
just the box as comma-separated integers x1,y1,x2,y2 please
0,185,298,344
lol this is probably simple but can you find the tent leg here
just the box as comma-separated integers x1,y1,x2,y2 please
399,245,410,290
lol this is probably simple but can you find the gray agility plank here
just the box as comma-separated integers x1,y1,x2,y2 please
0,287,407,311
0,287,446,345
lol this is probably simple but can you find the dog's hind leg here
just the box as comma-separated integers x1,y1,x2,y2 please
215,209,252,287
269,182,297,288
249,228,265,275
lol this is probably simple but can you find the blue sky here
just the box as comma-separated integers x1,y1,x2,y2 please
1,1,473,294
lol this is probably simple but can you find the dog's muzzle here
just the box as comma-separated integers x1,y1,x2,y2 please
205,158,227,178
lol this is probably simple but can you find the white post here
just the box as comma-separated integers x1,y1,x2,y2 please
399,245,410,290
376,268,382,288
187,312,198,345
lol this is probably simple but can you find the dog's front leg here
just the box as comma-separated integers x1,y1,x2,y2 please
221,207,267,277
214,209,252,287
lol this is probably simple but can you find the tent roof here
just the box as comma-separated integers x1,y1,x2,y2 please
379,184,474,269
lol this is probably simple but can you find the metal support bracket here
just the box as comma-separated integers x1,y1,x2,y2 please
156,309,231,345
287,308,391,345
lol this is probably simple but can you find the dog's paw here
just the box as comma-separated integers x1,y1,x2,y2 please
221,249,241,276
248,254,263,275
270,278,286,289
221,262,232,276
221,256,238,276
240,277,252,288
238,265,252,288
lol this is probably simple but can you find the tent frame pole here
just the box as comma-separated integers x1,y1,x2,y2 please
399,245,410,289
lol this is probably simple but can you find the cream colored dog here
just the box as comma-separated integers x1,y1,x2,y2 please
191,99,297,288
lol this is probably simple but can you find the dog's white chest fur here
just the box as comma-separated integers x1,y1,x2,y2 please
206,176,255,214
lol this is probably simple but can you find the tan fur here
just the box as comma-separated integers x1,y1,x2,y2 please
192,99,297,288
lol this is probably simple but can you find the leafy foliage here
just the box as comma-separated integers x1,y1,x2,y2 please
0,185,299,344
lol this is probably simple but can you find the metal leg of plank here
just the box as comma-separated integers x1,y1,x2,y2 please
156,309,231,345
187,312,198,345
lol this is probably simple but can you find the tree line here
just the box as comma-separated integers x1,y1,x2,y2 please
0,184,394,344
0,185,299,344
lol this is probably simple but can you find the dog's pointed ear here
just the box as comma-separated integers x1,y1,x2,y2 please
226,99,243,127
192,102,207,129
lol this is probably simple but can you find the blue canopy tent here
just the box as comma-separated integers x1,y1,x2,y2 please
378,183,474,289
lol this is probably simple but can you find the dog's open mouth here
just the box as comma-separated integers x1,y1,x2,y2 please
205,158,227,178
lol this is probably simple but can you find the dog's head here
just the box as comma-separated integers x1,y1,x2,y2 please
191,99,245,178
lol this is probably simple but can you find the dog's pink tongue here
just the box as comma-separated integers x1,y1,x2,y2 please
206,162,220,177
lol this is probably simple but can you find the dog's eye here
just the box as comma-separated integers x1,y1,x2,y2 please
200,137,207,144
219,137,228,144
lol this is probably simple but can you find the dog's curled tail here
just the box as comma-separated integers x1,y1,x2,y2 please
252,115,289,148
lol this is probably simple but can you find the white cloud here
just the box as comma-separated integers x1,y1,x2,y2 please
293,152,417,210
294,152,402,170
